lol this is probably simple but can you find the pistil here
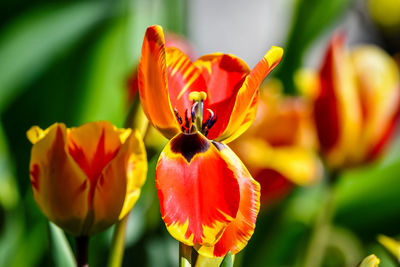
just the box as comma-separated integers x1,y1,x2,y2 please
189,91,207,132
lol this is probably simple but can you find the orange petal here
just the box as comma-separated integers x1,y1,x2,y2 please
27,123,89,235
194,53,250,140
138,25,180,139
156,133,240,246
215,47,283,143
67,121,122,185
166,47,208,120
90,129,147,235
119,130,147,219
196,145,260,257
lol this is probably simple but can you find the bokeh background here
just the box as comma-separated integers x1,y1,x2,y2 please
1,0,400,266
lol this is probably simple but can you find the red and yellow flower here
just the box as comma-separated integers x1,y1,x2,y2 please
314,34,400,169
230,81,322,206
27,121,147,236
138,25,282,257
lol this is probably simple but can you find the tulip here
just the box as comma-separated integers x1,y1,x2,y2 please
314,34,400,169
27,121,147,236
230,81,322,206
138,25,282,257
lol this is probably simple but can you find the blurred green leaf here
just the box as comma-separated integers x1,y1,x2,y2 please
334,157,400,234
0,121,19,209
74,17,130,126
0,209,24,267
0,1,106,113
49,223,75,267
276,0,353,94
11,220,48,267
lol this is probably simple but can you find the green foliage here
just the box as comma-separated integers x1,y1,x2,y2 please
0,1,107,113
275,0,353,94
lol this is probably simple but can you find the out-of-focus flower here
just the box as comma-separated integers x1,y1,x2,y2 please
368,0,400,34
230,80,322,205
358,254,380,267
138,25,282,257
378,234,400,263
27,121,147,236
313,34,400,169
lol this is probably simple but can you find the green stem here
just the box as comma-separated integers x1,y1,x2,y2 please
107,214,129,267
302,171,338,267
179,242,193,267
75,236,89,267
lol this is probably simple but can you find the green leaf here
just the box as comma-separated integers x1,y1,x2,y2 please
0,1,106,113
49,223,75,267
275,0,353,94
0,121,19,209
74,17,130,126
11,220,48,267
334,157,400,233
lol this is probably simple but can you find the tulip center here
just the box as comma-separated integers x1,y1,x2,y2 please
174,91,217,136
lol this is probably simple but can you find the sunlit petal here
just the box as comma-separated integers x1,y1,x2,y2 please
138,25,180,139
196,145,260,257
166,47,208,119
217,46,283,143
28,123,89,235
156,133,240,246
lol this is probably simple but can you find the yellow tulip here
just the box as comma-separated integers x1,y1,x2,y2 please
27,121,147,236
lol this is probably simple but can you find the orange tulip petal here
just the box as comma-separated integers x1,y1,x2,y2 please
166,47,208,119
367,94,400,160
27,123,89,235
90,129,147,235
215,47,283,143
196,145,260,257
156,133,240,246
67,121,122,184
194,54,250,140
138,25,180,139
119,130,147,219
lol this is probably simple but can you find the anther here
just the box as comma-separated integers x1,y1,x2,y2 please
189,91,207,102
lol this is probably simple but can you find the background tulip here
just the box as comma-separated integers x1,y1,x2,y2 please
230,81,322,206
314,35,400,169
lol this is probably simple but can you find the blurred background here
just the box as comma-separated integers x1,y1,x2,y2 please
1,0,400,266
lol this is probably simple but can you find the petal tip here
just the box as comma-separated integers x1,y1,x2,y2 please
145,25,165,44
266,46,283,68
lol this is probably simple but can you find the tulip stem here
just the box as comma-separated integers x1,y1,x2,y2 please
108,214,129,267
302,171,338,267
75,236,89,267
179,242,194,267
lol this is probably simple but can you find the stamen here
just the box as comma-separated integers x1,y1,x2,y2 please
184,110,190,130
201,109,217,137
174,108,182,124
191,102,198,123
